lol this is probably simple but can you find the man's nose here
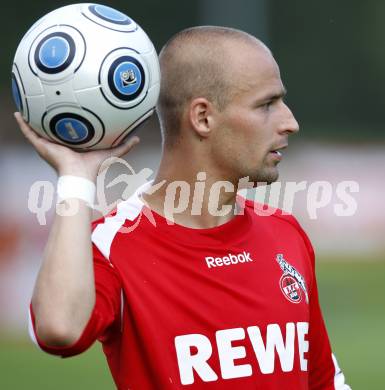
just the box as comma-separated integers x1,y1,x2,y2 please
279,103,299,135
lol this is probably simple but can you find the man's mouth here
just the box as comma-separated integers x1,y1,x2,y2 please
268,145,287,161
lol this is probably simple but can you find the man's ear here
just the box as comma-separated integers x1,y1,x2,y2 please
188,97,217,139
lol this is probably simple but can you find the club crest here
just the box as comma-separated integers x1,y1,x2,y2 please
276,254,308,304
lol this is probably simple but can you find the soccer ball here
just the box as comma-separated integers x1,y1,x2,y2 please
11,3,160,150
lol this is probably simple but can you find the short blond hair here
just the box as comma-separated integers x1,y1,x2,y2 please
156,26,264,147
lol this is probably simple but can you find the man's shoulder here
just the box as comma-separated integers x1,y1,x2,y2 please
243,197,300,227
244,198,315,264
244,198,313,247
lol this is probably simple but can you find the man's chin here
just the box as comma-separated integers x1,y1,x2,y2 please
250,168,279,186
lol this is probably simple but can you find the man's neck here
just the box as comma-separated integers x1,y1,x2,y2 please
141,166,239,229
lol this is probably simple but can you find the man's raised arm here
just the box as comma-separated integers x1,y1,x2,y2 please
14,112,139,346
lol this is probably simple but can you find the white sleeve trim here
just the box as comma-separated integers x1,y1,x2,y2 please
91,213,127,261
91,182,147,260
332,353,351,390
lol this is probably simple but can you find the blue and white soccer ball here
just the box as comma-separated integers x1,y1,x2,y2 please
11,3,160,150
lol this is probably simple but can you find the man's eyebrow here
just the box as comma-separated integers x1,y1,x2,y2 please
258,87,287,102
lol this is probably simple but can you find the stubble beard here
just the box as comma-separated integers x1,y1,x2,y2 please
251,170,279,186
245,157,280,186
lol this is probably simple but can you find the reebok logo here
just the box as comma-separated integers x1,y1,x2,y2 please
205,251,253,268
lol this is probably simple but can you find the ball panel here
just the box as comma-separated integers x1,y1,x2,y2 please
89,5,132,25
35,32,75,74
12,74,23,113
28,25,86,82
99,48,150,109
11,65,30,121
81,4,137,33
109,56,145,100
50,113,94,145
42,106,105,149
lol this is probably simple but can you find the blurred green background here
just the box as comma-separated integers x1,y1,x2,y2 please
0,0,384,389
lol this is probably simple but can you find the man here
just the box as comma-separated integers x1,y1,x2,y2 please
15,26,350,389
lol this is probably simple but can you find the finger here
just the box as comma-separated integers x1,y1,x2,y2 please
14,112,43,146
110,136,140,158
14,112,62,161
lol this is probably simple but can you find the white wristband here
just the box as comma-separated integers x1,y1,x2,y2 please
57,175,96,207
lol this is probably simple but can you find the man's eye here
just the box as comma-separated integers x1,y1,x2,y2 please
261,101,273,110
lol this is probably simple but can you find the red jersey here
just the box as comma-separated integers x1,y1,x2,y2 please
29,183,350,390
